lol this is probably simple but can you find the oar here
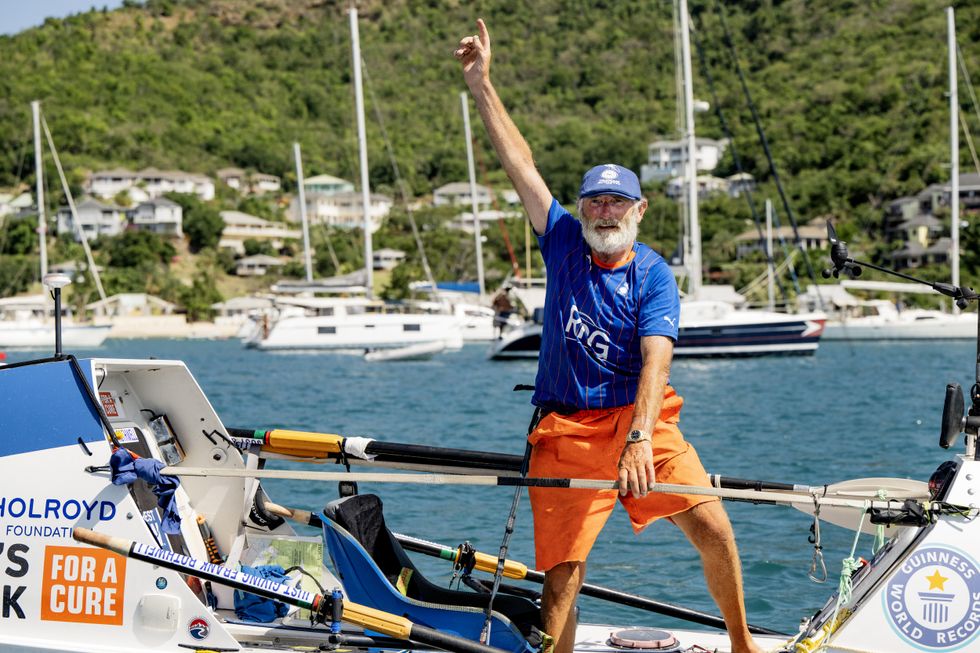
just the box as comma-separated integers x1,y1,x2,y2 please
263,502,787,637
161,466,922,512
231,427,928,505
711,475,930,533
72,528,509,653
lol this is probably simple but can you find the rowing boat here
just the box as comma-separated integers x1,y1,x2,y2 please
1,329,978,653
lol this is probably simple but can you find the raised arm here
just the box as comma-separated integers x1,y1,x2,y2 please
454,19,551,235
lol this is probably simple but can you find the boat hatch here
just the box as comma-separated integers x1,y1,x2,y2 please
607,628,682,651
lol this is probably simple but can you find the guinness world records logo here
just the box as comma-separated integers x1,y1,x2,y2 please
883,545,980,650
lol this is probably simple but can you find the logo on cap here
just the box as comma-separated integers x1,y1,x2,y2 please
601,167,619,180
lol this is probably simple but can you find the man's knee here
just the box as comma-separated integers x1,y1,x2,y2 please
544,561,587,592
677,501,737,547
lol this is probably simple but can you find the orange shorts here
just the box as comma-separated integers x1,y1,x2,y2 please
527,387,716,571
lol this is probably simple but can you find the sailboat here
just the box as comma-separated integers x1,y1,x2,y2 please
249,10,463,354
0,101,110,349
488,1,825,361
820,12,974,342
671,1,825,358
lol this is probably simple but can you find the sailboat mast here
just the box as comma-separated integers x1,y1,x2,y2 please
31,100,48,279
461,92,486,299
947,6,960,313
349,5,373,298
293,142,314,283
679,0,702,298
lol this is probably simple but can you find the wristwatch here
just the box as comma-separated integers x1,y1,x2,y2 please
625,429,651,445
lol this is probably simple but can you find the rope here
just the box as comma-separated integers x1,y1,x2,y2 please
810,502,868,653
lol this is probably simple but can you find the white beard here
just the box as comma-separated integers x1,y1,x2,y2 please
581,205,640,255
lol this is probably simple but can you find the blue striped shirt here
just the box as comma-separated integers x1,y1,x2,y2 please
531,199,680,411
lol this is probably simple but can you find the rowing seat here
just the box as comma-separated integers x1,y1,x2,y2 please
321,493,540,653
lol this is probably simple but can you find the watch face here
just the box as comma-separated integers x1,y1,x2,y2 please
627,430,643,442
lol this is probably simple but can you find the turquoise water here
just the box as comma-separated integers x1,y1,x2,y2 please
8,338,977,634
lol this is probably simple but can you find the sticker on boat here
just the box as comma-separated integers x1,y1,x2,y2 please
884,545,980,649
188,616,210,640
41,546,126,625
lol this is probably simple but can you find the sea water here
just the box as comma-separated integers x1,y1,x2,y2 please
9,338,976,633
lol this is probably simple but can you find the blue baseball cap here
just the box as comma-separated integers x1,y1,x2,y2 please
579,164,642,200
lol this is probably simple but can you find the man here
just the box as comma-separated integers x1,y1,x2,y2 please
454,20,763,653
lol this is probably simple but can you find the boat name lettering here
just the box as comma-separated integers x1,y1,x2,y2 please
0,497,116,522
0,542,29,620
0,543,29,578
884,546,980,649
41,546,126,625
133,542,315,603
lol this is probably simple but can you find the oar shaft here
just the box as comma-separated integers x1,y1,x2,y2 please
71,528,508,653
167,467,902,510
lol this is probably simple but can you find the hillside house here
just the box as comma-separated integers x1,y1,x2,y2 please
85,167,215,202
290,191,391,232
373,248,406,270
56,197,127,241
881,173,980,269
433,182,520,207
640,137,728,184
0,191,32,218
304,174,355,195
129,197,183,237
218,210,301,255
733,218,830,260
235,254,285,277
217,168,282,195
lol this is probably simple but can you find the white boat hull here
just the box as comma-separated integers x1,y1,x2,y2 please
255,313,464,351
0,322,111,348
676,301,825,358
823,311,977,340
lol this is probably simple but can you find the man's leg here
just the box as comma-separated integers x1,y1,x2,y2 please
541,560,586,653
671,501,763,653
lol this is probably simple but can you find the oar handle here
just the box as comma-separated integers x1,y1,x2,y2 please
73,527,125,554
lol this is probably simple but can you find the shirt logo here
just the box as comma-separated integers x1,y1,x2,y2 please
663,315,676,329
617,282,629,297
883,545,980,649
564,304,610,361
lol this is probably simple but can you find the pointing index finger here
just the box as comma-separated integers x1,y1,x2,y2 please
476,18,490,49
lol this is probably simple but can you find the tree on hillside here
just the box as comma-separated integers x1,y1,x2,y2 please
105,230,176,267
179,255,223,322
165,193,224,252
1,216,38,255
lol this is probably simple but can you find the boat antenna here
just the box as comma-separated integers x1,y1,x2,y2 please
42,272,71,358
822,222,980,457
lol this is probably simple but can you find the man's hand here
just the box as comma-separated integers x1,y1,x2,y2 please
453,18,491,89
618,440,654,498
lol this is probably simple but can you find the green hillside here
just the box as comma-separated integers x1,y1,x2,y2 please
1,0,979,305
